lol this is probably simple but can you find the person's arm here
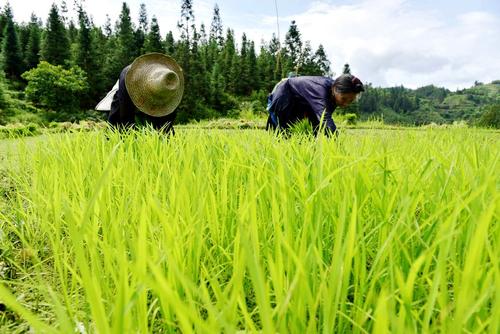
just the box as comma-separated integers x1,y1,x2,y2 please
146,110,177,135
309,105,337,136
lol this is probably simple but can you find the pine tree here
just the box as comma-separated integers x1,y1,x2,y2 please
25,13,41,70
138,3,148,34
190,27,208,104
41,3,70,66
257,41,273,91
199,23,208,47
144,17,163,53
67,20,78,44
313,44,331,76
74,4,92,71
178,0,194,45
209,4,224,48
283,20,303,75
0,3,23,80
18,22,30,69
0,6,6,46
175,0,198,122
73,3,103,107
246,40,258,92
269,33,282,82
221,29,236,92
209,59,225,111
136,3,148,54
164,31,175,55
116,3,137,68
236,33,249,95
60,0,69,26
299,41,315,75
103,14,112,38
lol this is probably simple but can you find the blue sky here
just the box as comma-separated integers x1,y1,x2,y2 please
4,0,500,89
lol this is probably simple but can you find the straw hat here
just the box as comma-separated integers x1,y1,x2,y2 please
125,53,184,117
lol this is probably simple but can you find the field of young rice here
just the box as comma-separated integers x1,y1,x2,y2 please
0,128,499,333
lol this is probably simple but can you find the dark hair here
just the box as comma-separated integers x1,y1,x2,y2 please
333,74,365,93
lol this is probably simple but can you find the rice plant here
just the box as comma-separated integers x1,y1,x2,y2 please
0,127,498,333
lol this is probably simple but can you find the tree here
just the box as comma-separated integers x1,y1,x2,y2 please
221,29,236,92
41,3,70,66
0,3,23,80
283,20,303,75
209,58,225,110
25,14,42,70
164,31,175,55
235,33,250,95
209,4,224,48
144,17,164,53
313,44,331,76
115,3,137,70
178,0,194,44
246,40,258,92
135,3,148,53
477,104,500,128
74,4,92,71
73,3,103,107
18,22,30,70
22,61,88,112
103,14,112,38
0,6,6,46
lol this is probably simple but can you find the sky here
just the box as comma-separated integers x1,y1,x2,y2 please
4,0,500,89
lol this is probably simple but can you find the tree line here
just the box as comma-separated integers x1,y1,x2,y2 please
0,1,331,123
0,1,498,127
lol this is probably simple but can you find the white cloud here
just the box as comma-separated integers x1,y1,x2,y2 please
272,0,500,89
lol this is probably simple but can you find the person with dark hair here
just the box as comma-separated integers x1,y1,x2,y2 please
266,74,364,136
96,53,184,134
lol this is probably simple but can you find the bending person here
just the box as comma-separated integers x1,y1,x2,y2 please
96,53,184,134
266,74,364,136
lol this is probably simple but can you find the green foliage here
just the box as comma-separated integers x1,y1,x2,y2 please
25,14,42,70
22,61,88,112
344,113,357,125
135,3,148,53
0,72,7,109
209,4,224,47
0,4,23,80
0,2,497,126
0,122,39,138
106,2,136,79
143,17,163,53
164,31,175,55
477,104,500,128
41,3,70,66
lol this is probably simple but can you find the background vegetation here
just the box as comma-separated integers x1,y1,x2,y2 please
0,1,498,128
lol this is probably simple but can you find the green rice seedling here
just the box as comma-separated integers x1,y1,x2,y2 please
0,127,498,333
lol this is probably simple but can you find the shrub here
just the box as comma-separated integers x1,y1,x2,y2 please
477,104,500,129
21,61,88,113
344,113,358,125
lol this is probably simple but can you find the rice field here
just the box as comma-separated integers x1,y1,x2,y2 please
0,127,499,333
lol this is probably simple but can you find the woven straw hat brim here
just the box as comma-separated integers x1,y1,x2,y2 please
125,53,184,117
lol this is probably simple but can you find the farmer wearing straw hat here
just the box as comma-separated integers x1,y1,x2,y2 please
266,74,364,136
96,53,184,134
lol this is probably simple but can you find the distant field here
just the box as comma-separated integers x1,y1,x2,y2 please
1,128,499,333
